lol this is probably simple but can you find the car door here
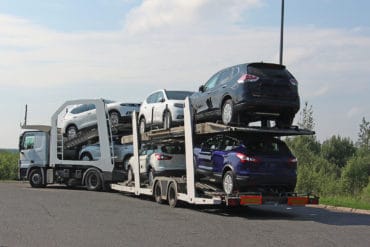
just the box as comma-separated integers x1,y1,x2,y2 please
196,136,219,176
209,68,232,113
152,91,166,124
196,72,221,115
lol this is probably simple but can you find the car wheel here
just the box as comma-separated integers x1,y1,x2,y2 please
276,115,293,129
168,182,178,208
81,153,92,161
109,111,120,126
123,155,132,171
222,170,236,195
29,169,45,188
154,181,163,204
221,99,235,125
127,165,134,182
148,169,155,186
139,117,146,134
66,125,78,139
85,169,102,191
163,111,172,129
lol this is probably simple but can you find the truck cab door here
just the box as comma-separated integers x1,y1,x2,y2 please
19,131,49,176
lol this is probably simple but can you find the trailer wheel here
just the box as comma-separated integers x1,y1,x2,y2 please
154,181,163,204
85,170,102,191
29,168,45,188
167,182,178,208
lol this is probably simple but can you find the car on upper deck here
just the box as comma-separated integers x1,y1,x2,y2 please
138,90,194,133
62,100,140,138
190,62,300,128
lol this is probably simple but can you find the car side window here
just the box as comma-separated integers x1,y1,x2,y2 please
204,72,220,91
147,93,157,104
156,92,165,103
217,69,232,86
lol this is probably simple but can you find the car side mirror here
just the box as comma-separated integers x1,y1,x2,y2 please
159,97,165,103
199,85,204,92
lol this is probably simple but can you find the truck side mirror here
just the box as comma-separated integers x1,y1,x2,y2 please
199,85,204,92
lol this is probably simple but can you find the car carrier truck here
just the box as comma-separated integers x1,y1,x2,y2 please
111,98,319,207
18,99,131,191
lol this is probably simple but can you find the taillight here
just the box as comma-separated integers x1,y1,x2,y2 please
237,74,259,83
155,153,172,160
289,78,298,86
288,157,297,166
236,153,260,163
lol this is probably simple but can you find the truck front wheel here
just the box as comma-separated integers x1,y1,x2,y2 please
29,168,45,188
85,170,102,191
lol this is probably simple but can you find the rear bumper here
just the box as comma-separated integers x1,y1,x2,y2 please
154,169,186,178
234,97,300,118
235,173,297,191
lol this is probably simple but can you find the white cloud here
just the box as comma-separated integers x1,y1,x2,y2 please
124,0,263,34
347,107,361,118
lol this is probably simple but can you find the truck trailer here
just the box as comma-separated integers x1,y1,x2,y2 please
111,98,319,207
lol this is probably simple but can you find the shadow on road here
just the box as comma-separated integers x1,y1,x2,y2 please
178,203,370,227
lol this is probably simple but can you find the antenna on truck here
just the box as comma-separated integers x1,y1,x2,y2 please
21,104,28,127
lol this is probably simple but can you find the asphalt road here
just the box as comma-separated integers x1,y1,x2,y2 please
0,182,369,247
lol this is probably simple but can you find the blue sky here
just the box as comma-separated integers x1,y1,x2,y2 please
1,0,370,148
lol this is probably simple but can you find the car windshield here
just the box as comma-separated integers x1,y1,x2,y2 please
244,138,291,156
166,91,194,100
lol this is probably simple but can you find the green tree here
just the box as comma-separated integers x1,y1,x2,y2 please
357,117,370,150
298,101,315,131
321,135,356,168
340,155,370,195
0,151,19,180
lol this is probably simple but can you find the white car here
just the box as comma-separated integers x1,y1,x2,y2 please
138,89,194,133
126,142,186,185
79,143,133,169
62,100,140,138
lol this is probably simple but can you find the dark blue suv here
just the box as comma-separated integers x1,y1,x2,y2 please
194,134,297,195
190,62,300,128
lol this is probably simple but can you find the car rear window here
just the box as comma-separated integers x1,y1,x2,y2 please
245,138,291,156
166,91,194,100
160,143,185,154
247,64,294,80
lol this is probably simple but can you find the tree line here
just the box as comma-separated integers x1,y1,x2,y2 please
0,151,18,180
286,102,370,202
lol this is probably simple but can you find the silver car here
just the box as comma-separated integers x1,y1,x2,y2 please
126,142,186,185
138,89,194,133
62,100,140,138
79,143,133,168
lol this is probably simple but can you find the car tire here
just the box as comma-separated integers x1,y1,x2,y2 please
81,153,92,161
66,125,78,139
123,155,132,171
154,181,163,204
85,169,102,191
29,168,45,188
222,170,236,195
276,115,293,129
168,182,178,208
163,111,172,129
221,99,235,125
148,168,155,186
109,111,120,126
127,165,134,182
139,117,146,134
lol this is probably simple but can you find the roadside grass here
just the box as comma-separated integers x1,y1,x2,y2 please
320,196,370,210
